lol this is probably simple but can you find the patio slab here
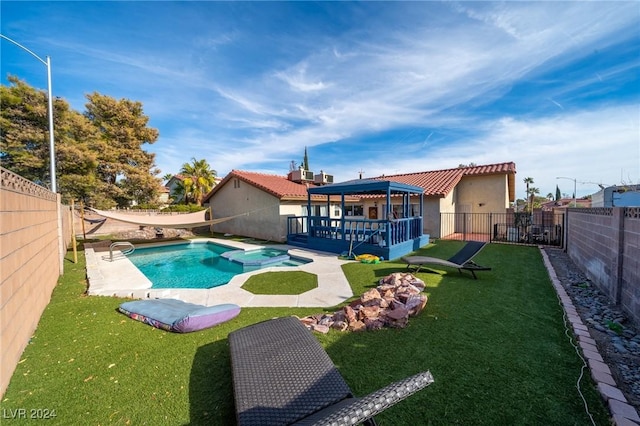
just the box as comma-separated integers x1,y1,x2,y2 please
84,238,354,308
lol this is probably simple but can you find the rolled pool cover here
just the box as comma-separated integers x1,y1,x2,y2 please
118,299,240,332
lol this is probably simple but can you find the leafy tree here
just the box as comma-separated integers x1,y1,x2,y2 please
84,92,161,207
179,158,217,205
1,76,104,203
555,185,561,201
2,78,163,208
1,76,52,185
53,99,104,205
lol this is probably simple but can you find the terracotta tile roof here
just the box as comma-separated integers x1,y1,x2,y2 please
204,170,354,202
204,162,517,203
372,162,516,198
233,170,313,199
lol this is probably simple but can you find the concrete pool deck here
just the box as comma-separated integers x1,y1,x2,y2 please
84,238,354,308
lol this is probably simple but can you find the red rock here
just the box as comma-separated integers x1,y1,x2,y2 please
387,317,409,328
406,294,428,316
386,306,410,320
390,299,405,310
359,305,381,320
377,283,396,293
364,318,385,330
381,289,395,299
332,310,346,323
344,305,357,323
312,324,330,334
361,288,381,303
348,320,366,332
331,321,348,331
299,317,316,327
301,272,428,333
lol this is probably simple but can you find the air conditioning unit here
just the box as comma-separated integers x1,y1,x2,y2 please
290,169,314,182
314,171,334,184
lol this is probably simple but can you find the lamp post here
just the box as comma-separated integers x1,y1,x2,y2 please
556,176,576,207
1,34,56,192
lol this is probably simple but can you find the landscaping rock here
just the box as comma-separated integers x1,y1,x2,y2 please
300,272,427,332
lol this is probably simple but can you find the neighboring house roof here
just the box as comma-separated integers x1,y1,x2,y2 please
166,174,184,185
371,162,517,200
203,170,356,203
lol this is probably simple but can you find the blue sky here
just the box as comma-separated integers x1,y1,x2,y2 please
2,1,639,199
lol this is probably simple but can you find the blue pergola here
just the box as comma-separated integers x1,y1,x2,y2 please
287,179,429,260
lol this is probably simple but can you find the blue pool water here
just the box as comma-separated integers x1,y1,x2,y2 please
127,242,309,289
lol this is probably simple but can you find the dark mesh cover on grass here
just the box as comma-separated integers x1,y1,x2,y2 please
229,316,434,426
229,317,352,425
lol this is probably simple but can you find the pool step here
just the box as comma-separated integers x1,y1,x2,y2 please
221,249,291,267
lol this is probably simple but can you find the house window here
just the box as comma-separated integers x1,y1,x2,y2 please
344,204,364,216
302,205,328,216
233,179,241,189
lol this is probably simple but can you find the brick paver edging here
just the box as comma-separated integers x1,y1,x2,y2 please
540,248,640,426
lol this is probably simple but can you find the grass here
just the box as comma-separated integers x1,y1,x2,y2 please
0,241,612,425
241,271,317,294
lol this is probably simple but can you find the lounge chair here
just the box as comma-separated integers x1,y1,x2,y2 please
402,241,491,279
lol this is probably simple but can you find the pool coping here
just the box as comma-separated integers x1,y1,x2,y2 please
84,238,354,308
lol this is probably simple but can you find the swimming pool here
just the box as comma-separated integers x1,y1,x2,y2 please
127,242,310,289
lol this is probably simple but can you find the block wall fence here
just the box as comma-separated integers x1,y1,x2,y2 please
566,207,640,326
1,167,71,396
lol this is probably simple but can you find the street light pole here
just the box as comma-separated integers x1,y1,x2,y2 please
556,176,577,207
1,34,56,192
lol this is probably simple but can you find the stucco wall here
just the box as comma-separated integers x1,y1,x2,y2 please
567,207,640,326
456,174,510,213
1,167,70,397
422,197,443,238
207,178,284,241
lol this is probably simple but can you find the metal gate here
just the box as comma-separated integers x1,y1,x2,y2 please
440,212,565,246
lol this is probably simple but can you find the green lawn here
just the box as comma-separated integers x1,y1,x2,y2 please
241,271,318,294
0,241,611,425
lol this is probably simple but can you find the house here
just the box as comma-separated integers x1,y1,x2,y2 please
157,185,171,207
366,162,517,238
202,169,357,242
541,197,592,211
165,174,185,204
204,162,516,248
591,185,640,207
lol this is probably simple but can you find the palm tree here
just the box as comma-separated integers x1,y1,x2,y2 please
523,177,534,212
529,187,540,210
179,158,217,205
